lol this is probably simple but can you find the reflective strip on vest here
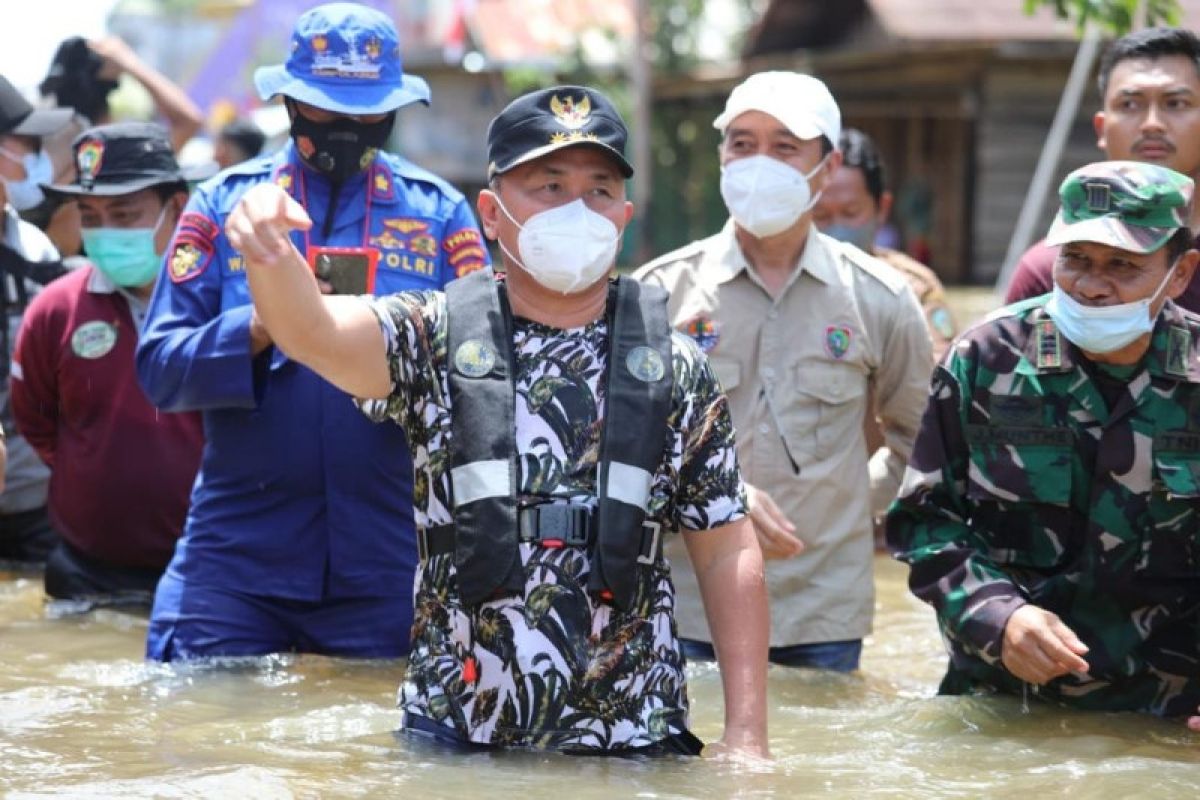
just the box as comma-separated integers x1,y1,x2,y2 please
606,461,653,511
451,460,511,507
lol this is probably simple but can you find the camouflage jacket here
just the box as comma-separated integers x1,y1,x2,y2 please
887,296,1200,716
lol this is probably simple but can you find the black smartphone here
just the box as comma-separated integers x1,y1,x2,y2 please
307,247,378,294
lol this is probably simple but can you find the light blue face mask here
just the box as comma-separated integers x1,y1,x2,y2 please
81,205,170,289
822,221,878,251
1044,263,1176,353
1,148,53,211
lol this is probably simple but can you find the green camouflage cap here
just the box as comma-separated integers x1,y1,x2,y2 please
1045,160,1193,254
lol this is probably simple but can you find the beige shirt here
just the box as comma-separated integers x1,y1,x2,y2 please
635,223,932,646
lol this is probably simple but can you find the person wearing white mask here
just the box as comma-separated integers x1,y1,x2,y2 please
635,71,932,673
223,85,770,758
10,122,202,607
888,160,1200,727
0,75,72,567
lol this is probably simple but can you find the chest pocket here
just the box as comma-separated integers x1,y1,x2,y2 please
965,426,1075,569
1145,450,1200,584
788,360,867,459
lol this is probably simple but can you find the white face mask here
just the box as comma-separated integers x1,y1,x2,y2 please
494,197,620,294
1044,262,1176,353
0,148,53,211
719,153,829,239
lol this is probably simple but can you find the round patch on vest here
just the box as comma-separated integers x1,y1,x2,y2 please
454,339,496,378
70,321,117,360
626,346,665,382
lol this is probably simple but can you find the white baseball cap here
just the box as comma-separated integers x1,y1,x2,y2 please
713,71,841,146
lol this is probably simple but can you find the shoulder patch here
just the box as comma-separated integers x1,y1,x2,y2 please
169,211,218,284
838,242,908,295
443,228,487,277
370,163,395,201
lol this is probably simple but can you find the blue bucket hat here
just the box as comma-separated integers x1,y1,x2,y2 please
253,3,430,116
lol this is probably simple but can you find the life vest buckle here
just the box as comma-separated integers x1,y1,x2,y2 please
636,519,662,566
518,503,594,548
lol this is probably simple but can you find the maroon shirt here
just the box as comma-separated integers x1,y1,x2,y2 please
11,266,203,569
1005,236,1200,311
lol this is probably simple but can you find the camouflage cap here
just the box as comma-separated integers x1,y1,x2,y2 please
1045,160,1194,254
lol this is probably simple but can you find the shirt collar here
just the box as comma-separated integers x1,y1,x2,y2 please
86,264,119,295
701,219,838,290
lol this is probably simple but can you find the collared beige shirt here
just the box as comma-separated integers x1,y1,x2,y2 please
635,222,932,646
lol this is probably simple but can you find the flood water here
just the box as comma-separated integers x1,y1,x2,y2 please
1,555,1197,798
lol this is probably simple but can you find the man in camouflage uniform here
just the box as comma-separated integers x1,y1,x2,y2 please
888,161,1200,719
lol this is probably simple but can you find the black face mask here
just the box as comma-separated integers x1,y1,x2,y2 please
287,100,396,182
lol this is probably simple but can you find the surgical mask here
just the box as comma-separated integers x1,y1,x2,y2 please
494,197,620,294
1044,263,1176,353
81,205,170,289
720,153,829,239
822,221,877,251
287,101,396,182
0,148,53,211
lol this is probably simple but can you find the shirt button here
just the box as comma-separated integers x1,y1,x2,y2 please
767,309,778,320
762,366,775,381
758,423,770,435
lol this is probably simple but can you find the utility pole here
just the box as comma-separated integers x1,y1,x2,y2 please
631,0,653,266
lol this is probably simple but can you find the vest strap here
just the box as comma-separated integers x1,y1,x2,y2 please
446,268,523,604
589,277,673,609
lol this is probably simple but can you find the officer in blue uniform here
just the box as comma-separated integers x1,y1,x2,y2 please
136,2,489,660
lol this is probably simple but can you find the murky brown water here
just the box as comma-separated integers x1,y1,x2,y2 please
1,555,1197,798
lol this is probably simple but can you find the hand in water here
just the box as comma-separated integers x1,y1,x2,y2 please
1001,605,1090,685
745,483,804,559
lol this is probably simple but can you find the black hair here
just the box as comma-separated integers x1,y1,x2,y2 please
1098,27,1200,97
151,181,189,206
819,135,833,157
837,128,887,203
219,118,266,161
1165,225,1196,262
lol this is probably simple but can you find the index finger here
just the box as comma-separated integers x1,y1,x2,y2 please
1038,627,1090,674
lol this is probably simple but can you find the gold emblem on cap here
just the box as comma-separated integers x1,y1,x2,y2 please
549,131,599,145
626,346,665,383
454,339,496,378
549,94,591,130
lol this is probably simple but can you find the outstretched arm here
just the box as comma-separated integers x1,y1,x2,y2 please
91,36,203,152
226,183,391,399
684,517,770,760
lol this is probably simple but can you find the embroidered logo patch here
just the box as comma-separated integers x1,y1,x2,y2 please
454,339,496,378
682,315,719,353
70,320,117,359
550,94,591,130
168,212,217,284
444,229,487,277
76,139,104,184
626,346,665,383
824,325,852,360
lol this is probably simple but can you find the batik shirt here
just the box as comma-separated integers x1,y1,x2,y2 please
359,283,745,750
887,296,1200,716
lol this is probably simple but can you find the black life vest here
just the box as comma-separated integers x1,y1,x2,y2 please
444,268,673,609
